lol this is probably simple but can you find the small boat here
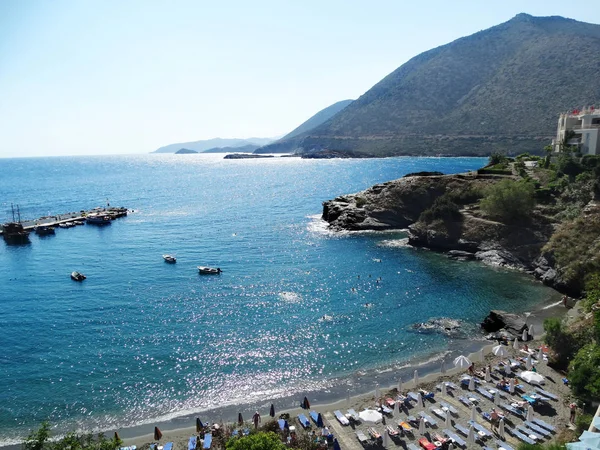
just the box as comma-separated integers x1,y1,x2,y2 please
198,266,222,275
35,225,55,235
71,271,86,281
163,254,176,263
86,214,111,225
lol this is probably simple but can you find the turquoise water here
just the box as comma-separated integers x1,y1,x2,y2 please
0,155,557,443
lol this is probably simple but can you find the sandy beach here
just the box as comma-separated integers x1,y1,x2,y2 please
116,302,580,450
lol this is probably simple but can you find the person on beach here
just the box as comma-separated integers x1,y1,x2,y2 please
468,362,475,375
570,402,577,424
252,411,261,429
491,408,499,430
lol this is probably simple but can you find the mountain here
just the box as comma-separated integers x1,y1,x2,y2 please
254,100,353,154
153,137,274,153
284,14,600,157
202,144,260,153
175,148,198,154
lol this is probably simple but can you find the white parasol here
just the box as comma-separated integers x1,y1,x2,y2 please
398,378,403,393
522,328,529,342
418,417,426,435
441,360,447,375
414,369,419,386
382,430,389,448
526,404,533,422
445,410,452,428
470,405,477,422
485,366,491,382
498,418,505,440
513,338,519,350
468,377,475,391
493,344,508,357
526,354,533,371
467,425,476,445
529,324,535,339
509,378,515,394
520,370,545,386
454,355,471,369
358,409,383,424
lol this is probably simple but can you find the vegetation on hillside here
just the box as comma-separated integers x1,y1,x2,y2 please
22,422,122,450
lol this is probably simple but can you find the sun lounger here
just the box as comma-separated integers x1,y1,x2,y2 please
477,387,494,400
277,419,288,431
531,418,555,432
408,391,420,402
297,414,310,428
309,411,319,424
419,389,435,400
458,396,473,407
188,437,196,450
202,434,212,450
534,387,558,401
468,393,482,404
385,397,396,406
516,425,543,441
356,431,368,444
496,440,515,450
408,444,420,450
418,411,437,426
454,423,470,437
387,425,400,436
500,403,525,418
334,410,349,426
521,395,536,405
163,443,173,450
399,421,414,434
468,420,493,437
419,437,437,450
443,429,466,447
379,404,393,414
368,427,381,439
524,421,551,437
506,426,536,444
347,409,359,421
440,401,458,415
430,407,447,420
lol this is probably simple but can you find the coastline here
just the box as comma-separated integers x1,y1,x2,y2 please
1,290,568,450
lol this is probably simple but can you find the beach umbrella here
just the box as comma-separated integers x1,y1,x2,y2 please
270,404,275,418
448,443,453,450
441,360,447,375
513,338,520,350
485,366,491,382
526,353,533,370
238,412,243,425
414,369,419,386
445,410,452,428
114,432,121,443
398,378,403,392
346,389,351,407
498,419,506,440
333,439,341,450
505,364,511,376
478,348,485,362
519,369,545,385
196,417,202,433
394,400,399,416
358,409,383,424
522,328,529,342
418,417,426,435
493,344,508,357
303,396,310,409
467,425,475,445
494,391,500,406
317,413,324,428
527,405,533,422
537,347,543,362
529,325,535,339
453,355,471,369
468,377,475,391
509,378,515,394
470,405,477,422
441,382,447,397
154,427,162,441
382,431,389,448
417,392,423,409
375,386,381,402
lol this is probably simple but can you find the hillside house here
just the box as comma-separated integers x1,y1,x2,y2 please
553,107,600,155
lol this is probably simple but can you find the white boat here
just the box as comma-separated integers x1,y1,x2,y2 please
163,254,176,263
71,271,86,281
198,266,222,275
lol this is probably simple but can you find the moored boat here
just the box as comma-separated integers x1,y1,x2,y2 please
86,214,111,225
198,266,222,275
71,271,86,281
35,225,56,235
163,254,176,263
2,222,30,243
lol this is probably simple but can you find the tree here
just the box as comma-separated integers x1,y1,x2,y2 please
22,424,121,450
569,343,600,403
479,180,535,222
488,152,507,166
226,432,287,450
23,422,51,450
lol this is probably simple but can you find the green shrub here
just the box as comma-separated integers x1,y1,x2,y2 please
488,152,508,166
226,432,287,450
419,196,461,224
569,343,600,403
355,196,367,208
576,413,593,433
480,179,535,222
544,317,578,369
22,422,122,450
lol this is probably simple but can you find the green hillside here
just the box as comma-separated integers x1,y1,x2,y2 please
290,14,600,157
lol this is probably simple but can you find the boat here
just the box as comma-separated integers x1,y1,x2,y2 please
198,266,222,275
2,204,30,243
71,271,86,281
86,214,111,225
35,225,55,235
163,254,176,263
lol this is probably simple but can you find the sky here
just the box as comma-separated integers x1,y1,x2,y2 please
1,0,599,158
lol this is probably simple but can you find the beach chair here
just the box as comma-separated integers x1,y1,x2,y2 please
419,389,435,400
430,407,447,420
476,386,494,400
447,382,459,390
516,425,543,441
468,420,492,438
440,401,458,415
458,396,473,408
500,403,525,419
408,444,420,450
386,425,400,436
277,419,288,431
347,409,360,422
418,411,437,427
399,421,414,435
531,418,556,432
524,421,551,437
356,430,368,444
297,413,310,429
505,426,536,444
334,410,349,426
368,427,381,439
521,394,536,405
379,404,393,415
442,429,466,447
188,436,197,450
453,423,469,437
397,394,411,406
309,410,319,424
418,437,437,450
534,387,558,401
385,397,396,407
202,434,212,450
163,443,173,450
408,391,420,402
481,412,492,422
496,440,515,450
468,393,483,404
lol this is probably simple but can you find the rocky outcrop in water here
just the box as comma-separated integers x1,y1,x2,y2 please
481,310,528,340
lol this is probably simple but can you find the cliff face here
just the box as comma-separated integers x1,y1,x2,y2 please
322,172,574,293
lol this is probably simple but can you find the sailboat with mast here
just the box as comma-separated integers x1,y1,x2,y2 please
2,203,30,244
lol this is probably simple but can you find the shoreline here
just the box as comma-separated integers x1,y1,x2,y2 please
0,290,568,450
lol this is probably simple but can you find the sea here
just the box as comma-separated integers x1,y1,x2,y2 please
0,154,560,444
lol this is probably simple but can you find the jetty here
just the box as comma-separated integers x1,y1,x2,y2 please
1,206,129,236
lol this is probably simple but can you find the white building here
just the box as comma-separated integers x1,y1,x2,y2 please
553,107,600,155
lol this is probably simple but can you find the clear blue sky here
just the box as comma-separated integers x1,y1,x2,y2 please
1,0,599,157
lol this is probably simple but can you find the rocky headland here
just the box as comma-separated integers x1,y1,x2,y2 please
322,161,600,297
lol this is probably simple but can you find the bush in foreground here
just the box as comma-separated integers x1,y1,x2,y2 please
23,422,122,450
480,179,535,222
226,432,287,450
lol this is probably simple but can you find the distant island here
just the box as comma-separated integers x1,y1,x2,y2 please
223,154,274,159
174,148,198,154
203,144,260,154
152,137,274,154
